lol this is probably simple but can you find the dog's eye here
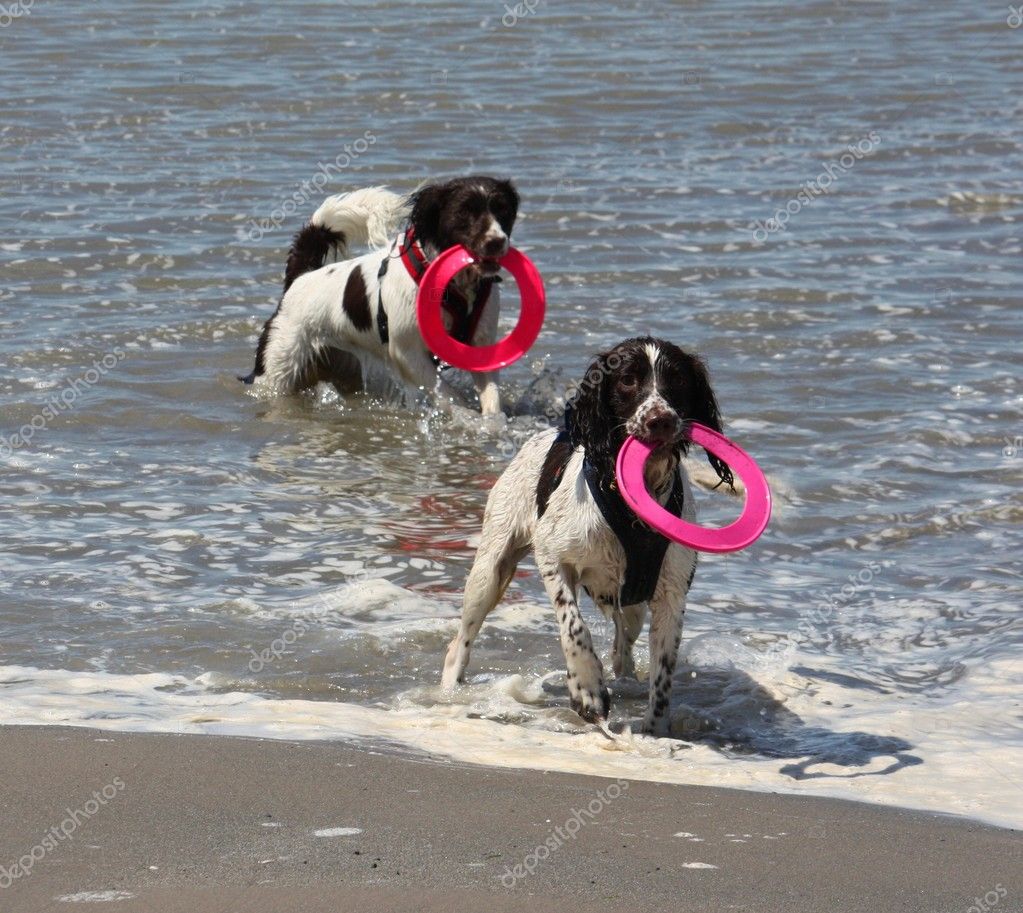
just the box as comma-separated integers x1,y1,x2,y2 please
617,375,639,392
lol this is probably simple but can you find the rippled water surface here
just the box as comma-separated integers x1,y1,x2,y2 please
1,0,1021,826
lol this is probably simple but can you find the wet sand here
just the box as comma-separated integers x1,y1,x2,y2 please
0,725,1018,913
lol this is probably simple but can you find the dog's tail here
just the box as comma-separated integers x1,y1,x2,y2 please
282,186,409,293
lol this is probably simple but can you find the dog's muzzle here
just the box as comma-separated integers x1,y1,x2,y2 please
628,397,683,447
476,235,509,274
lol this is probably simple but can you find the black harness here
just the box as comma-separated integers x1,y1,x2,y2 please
376,256,391,345
537,429,686,606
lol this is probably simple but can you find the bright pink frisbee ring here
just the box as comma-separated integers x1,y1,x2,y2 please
416,245,546,372
615,423,772,554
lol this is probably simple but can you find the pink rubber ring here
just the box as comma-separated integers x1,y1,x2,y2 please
615,423,772,554
416,245,546,372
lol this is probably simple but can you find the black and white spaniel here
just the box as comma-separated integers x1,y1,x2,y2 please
442,337,734,734
243,176,520,415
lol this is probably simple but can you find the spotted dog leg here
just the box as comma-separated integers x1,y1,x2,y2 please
611,602,647,680
643,593,685,736
539,559,609,723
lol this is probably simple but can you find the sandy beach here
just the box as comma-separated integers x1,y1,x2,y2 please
0,725,1018,913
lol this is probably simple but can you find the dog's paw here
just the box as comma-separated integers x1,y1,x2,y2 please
570,685,611,725
641,708,672,738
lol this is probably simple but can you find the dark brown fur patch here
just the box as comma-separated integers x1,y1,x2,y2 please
536,434,574,518
342,266,372,332
296,347,364,393
283,224,345,294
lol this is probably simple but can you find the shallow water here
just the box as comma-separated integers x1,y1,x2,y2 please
1,0,1021,827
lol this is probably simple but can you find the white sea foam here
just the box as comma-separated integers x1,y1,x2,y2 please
1,655,1019,830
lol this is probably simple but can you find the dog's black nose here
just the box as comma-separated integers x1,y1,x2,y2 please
482,237,506,257
644,413,677,439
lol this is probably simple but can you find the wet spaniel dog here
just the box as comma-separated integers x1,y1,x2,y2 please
243,176,520,415
442,337,734,734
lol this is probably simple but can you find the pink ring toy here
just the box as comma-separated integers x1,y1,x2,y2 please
416,245,546,372
615,423,772,554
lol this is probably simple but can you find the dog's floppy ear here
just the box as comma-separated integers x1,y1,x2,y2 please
408,183,448,248
683,354,734,491
495,179,520,223
567,349,616,471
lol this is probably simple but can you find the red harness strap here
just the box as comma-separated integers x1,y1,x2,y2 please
396,227,496,346
398,226,430,282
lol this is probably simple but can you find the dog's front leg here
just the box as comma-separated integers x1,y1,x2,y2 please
537,557,609,724
643,590,686,736
471,371,501,416
392,345,472,411
468,288,502,416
